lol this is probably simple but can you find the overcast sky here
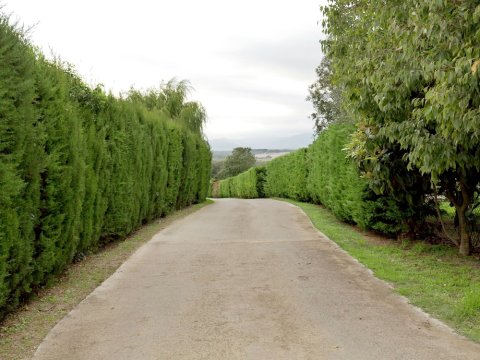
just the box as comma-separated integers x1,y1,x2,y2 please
3,0,325,147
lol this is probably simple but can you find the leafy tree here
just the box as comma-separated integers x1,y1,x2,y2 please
178,101,207,134
211,160,225,179
321,0,480,254
222,147,256,178
307,56,350,133
126,79,206,135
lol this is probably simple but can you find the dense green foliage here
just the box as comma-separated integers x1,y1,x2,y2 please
215,147,256,180
320,0,480,255
264,149,309,202
211,160,225,179
264,124,409,234
212,167,266,199
212,124,410,235
305,125,365,224
126,79,207,134
0,17,211,318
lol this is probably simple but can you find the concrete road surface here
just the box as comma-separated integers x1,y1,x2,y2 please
34,199,480,360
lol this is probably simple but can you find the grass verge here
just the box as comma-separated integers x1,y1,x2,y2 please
0,200,212,360
284,199,480,342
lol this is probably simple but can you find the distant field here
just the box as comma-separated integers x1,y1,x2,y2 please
212,149,293,161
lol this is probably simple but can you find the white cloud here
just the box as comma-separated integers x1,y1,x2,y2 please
4,0,325,146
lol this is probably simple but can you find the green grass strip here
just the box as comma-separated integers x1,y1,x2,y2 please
284,199,480,342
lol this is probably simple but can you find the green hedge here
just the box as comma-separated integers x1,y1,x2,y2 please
264,148,309,201
306,125,366,225
305,125,417,234
213,167,266,199
212,124,409,235
262,124,366,224
0,18,211,318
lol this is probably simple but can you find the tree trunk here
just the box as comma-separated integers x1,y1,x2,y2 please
456,205,471,256
444,174,473,256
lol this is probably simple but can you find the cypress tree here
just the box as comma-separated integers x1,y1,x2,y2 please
0,17,38,312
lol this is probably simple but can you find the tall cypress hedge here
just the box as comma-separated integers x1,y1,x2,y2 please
264,149,309,201
213,124,412,236
213,167,266,199
263,124,367,224
0,17,211,318
0,16,38,313
306,124,366,225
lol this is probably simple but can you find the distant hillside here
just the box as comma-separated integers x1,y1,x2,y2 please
252,149,293,162
208,132,313,151
212,149,294,161
212,151,232,160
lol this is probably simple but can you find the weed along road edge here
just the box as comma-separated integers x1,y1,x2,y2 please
33,199,480,360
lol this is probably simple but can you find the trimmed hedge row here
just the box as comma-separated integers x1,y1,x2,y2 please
264,124,368,225
0,18,211,318
304,124,366,225
264,148,309,201
212,124,407,235
212,167,266,199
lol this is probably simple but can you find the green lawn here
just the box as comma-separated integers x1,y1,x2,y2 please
285,199,480,342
